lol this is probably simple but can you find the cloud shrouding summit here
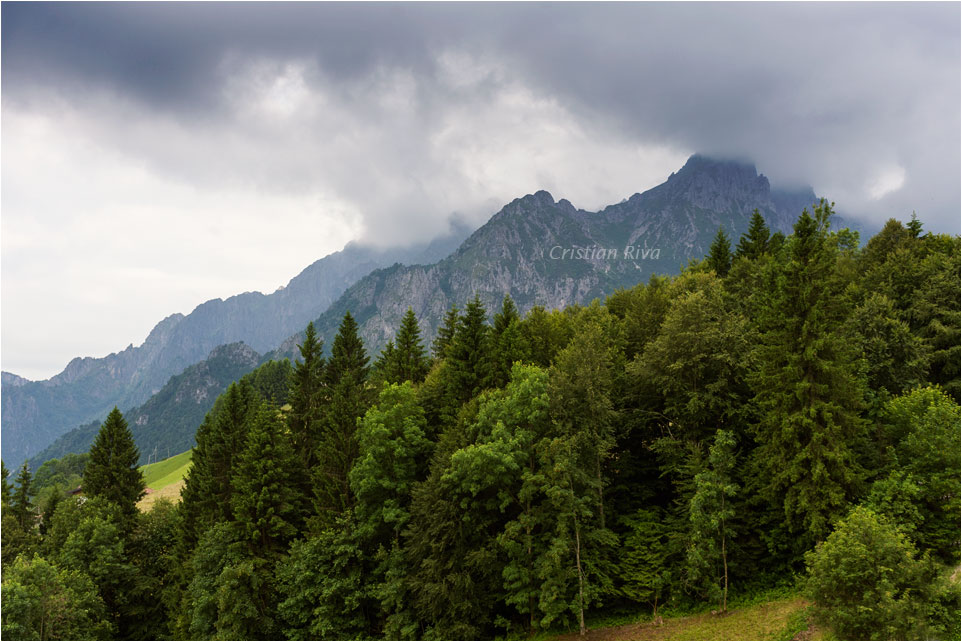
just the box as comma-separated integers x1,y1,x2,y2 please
2,2,959,379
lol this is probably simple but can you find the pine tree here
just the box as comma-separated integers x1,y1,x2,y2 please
83,407,145,519
180,380,258,545
325,311,369,386
11,462,34,530
906,211,923,238
750,201,865,545
493,294,520,337
444,296,493,412
735,209,771,259
431,304,460,360
1,460,11,508
289,321,326,468
490,295,527,388
374,340,397,381
378,309,430,385
231,401,310,559
315,311,373,520
706,226,733,277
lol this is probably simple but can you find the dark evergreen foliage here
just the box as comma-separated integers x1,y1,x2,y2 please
706,226,733,276
314,311,374,521
377,308,430,385
11,461,34,530
735,209,771,259
25,206,961,641
431,304,460,360
288,321,325,468
83,408,145,519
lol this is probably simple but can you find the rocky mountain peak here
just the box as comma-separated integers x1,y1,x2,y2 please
662,154,770,206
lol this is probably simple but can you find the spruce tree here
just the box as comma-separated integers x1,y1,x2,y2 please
374,340,397,381
378,308,430,385
750,201,865,545
493,294,520,337
906,211,923,238
445,296,492,408
1,460,11,508
706,226,733,277
325,310,369,386
490,295,526,388
431,304,460,360
735,209,771,259
315,311,373,520
83,407,144,519
11,462,34,530
180,380,258,543
289,321,326,468
231,401,309,559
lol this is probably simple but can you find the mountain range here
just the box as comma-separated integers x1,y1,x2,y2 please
271,155,827,361
1,227,470,466
6,155,861,468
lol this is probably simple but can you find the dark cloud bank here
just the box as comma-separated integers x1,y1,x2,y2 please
4,2,959,233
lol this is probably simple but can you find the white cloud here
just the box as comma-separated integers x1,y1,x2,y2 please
2,49,691,379
866,165,907,201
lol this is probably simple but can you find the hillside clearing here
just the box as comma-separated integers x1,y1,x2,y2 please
140,449,192,490
556,596,821,641
138,479,186,512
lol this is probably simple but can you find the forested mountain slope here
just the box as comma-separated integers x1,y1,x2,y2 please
2,227,468,466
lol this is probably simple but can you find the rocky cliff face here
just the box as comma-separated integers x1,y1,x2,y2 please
1,227,469,466
275,156,837,363
9,155,857,467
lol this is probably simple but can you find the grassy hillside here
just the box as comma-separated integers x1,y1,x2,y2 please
555,595,822,641
140,449,192,490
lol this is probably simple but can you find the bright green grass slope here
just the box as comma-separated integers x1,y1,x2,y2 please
140,449,193,490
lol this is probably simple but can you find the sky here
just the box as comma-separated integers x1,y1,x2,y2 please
2,2,959,380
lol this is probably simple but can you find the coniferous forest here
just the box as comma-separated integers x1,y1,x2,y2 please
2,203,960,640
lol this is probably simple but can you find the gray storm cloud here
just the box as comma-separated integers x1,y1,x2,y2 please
4,2,959,230
1,2,959,378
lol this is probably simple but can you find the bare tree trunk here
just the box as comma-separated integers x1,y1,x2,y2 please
721,510,728,613
526,496,534,635
575,516,586,636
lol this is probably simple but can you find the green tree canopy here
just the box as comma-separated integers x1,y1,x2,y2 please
83,407,145,519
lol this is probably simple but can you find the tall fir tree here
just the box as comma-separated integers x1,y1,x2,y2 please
735,209,771,259
11,462,34,530
444,296,493,414
315,311,373,521
325,310,370,386
180,380,259,546
706,226,733,277
490,295,528,389
1,460,11,508
289,321,326,468
231,401,310,559
378,308,430,385
750,201,865,546
431,304,460,360
906,211,923,238
83,407,145,519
